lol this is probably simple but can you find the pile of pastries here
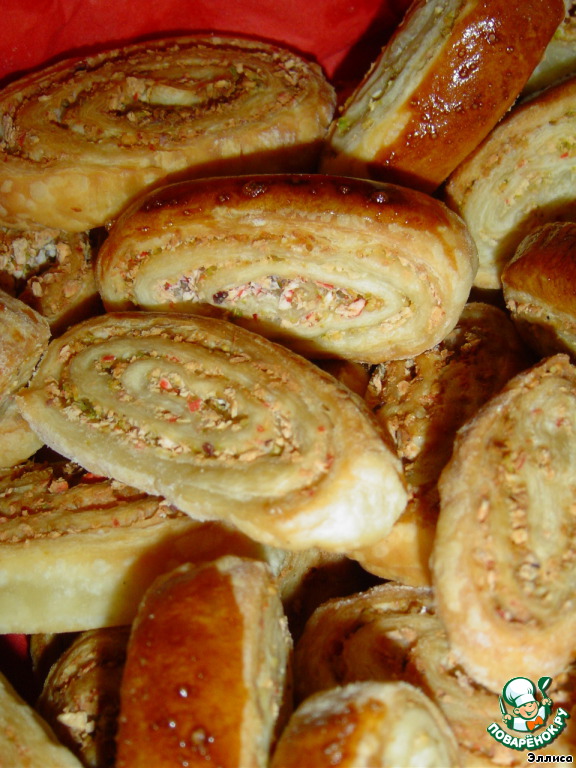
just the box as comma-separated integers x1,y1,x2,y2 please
2,1,576,765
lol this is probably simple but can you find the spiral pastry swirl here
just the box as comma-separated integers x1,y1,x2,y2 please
16,312,407,551
433,354,576,692
446,75,576,289
0,36,335,232
96,174,478,363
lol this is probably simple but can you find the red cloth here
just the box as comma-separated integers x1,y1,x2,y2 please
1,634,36,703
1,0,410,87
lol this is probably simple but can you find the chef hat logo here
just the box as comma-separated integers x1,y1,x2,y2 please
502,677,537,708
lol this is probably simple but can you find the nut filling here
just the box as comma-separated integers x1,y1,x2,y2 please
160,270,379,327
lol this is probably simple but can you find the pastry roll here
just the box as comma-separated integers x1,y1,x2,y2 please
0,289,50,466
320,0,563,192
270,681,460,768
0,226,100,334
96,175,478,363
445,74,576,290
0,35,335,233
0,668,83,768
523,2,576,96
115,556,292,768
36,627,129,768
16,312,408,552
432,354,576,692
293,582,436,703
0,460,276,634
502,221,576,360
294,580,576,763
350,302,530,586
410,627,576,766
292,579,573,764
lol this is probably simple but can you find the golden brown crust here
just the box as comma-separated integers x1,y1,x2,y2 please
351,302,529,586
15,312,408,552
36,627,129,768
433,354,576,692
503,222,576,359
321,0,563,191
0,460,276,633
445,74,576,289
96,174,478,363
115,556,292,768
0,36,335,232
270,681,460,768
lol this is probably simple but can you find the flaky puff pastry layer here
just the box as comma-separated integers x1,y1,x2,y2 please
116,556,292,768
433,354,576,693
0,669,83,768
0,460,278,634
446,74,576,290
0,289,50,466
96,175,478,363
351,302,530,586
503,221,576,360
321,0,563,192
16,312,408,552
0,36,335,233
270,681,460,768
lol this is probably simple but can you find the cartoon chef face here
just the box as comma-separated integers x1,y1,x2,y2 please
514,699,540,719
502,677,539,719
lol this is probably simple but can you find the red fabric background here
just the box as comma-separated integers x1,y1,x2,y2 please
0,0,410,701
1,0,410,89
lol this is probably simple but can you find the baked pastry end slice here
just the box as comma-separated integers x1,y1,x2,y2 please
116,556,292,768
433,354,576,691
